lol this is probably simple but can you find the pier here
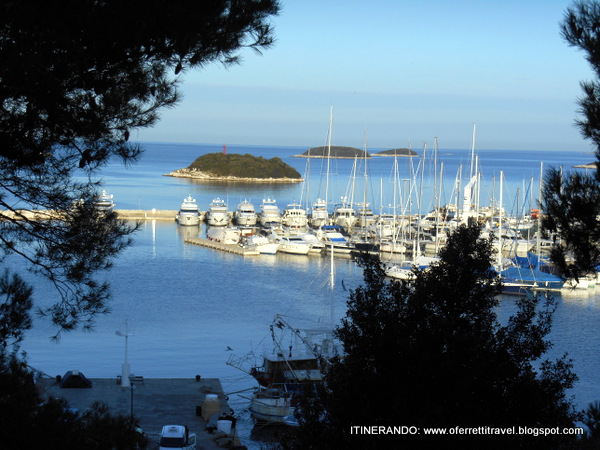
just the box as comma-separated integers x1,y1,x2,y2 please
37,376,243,449
184,237,259,256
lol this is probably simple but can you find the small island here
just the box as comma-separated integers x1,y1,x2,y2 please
372,148,418,157
166,152,303,183
293,146,418,158
294,146,369,159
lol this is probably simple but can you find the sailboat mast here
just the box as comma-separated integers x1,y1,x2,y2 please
536,162,543,270
470,123,476,180
498,170,504,269
325,106,333,214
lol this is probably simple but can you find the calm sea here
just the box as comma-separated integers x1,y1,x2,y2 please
16,142,600,446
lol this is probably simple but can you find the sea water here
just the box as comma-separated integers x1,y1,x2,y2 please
15,142,600,447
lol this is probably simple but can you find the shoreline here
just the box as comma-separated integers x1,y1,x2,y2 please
165,168,303,183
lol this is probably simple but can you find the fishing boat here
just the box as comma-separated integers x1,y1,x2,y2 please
234,200,257,226
228,315,339,423
206,198,229,227
175,194,200,226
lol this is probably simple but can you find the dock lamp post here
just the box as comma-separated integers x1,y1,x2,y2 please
129,374,135,417
115,320,133,387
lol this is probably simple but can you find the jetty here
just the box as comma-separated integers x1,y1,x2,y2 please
184,237,259,256
37,376,242,449
0,209,180,222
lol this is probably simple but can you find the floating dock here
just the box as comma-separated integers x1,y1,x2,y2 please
184,237,259,256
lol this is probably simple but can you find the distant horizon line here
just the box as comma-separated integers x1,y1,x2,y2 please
135,139,595,154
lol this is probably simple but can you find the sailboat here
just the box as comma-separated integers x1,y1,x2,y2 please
496,166,564,294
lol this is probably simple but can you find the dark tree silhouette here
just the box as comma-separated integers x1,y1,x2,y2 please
0,0,279,339
292,224,578,449
541,1,600,280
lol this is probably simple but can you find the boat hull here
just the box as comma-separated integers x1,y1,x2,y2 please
177,212,200,226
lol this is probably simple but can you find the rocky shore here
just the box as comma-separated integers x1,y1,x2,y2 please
165,168,303,183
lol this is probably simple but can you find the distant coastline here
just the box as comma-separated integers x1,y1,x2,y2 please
293,145,418,158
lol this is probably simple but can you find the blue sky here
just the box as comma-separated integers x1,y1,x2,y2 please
136,0,596,152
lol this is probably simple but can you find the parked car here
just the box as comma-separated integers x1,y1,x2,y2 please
158,425,196,450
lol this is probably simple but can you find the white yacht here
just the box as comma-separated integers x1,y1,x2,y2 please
276,236,312,255
206,197,229,227
282,202,308,228
94,190,115,211
241,234,279,255
234,200,257,226
317,225,354,254
309,198,329,228
258,198,282,228
332,204,357,230
356,202,376,228
175,194,200,226
297,232,325,254
207,226,241,244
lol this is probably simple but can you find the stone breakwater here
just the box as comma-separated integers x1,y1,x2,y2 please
165,168,303,183
0,209,179,221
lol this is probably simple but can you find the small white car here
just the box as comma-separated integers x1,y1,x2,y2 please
158,425,196,450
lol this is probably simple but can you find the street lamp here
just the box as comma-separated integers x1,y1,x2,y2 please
115,319,133,387
129,374,135,417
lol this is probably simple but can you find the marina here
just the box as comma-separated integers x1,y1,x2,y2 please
15,142,600,448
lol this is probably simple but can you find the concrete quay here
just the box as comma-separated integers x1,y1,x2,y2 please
0,209,182,222
37,376,244,449
116,209,179,221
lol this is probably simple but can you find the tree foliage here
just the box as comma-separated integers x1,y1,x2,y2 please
292,224,578,449
541,0,600,279
0,0,279,338
0,352,146,449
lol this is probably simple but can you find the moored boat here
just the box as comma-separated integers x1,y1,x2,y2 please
332,204,357,230
309,198,329,228
234,200,257,226
317,225,354,254
207,226,241,244
276,235,312,255
282,202,308,228
176,194,200,226
259,197,282,228
206,197,229,227
241,234,279,255
230,315,340,423
94,189,115,211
